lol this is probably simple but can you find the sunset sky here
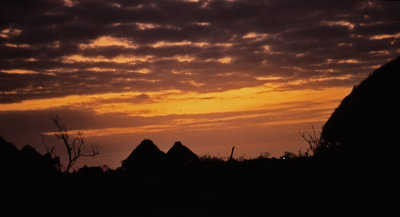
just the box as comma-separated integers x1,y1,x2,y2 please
1,0,399,168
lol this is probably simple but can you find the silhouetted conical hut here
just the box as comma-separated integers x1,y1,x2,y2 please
19,145,59,175
20,145,42,162
321,56,400,166
166,141,199,165
121,139,165,171
0,139,58,175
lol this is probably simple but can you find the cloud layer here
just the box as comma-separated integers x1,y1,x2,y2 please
1,0,399,103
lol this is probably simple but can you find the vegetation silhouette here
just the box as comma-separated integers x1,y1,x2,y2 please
1,56,399,216
48,114,100,173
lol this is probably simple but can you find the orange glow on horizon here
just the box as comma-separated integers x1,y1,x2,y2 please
1,83,351,139
0,85,350,115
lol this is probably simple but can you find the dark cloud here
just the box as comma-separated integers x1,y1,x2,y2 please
1,0,400,103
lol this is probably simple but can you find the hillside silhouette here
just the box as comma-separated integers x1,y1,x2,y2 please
318,56,400,216
321,56,400,168
1,56,399,217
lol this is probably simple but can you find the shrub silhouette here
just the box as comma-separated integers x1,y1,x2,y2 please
47,115,100,172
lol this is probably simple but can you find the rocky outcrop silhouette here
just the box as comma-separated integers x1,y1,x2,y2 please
321,56,400,166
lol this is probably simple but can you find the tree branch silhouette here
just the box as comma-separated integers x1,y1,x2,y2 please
299,125,325,156
50,114,99,173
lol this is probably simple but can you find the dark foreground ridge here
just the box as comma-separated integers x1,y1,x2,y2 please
2,56,400,217
322,56,400,166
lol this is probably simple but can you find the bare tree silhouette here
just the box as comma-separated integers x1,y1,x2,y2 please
299,125,323,157
46,115,100,173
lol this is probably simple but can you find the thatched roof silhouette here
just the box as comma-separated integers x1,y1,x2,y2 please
321,55,400,165
166,141,199,165
121,139,165,170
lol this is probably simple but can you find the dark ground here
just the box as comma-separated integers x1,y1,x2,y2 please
1,136,398,217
